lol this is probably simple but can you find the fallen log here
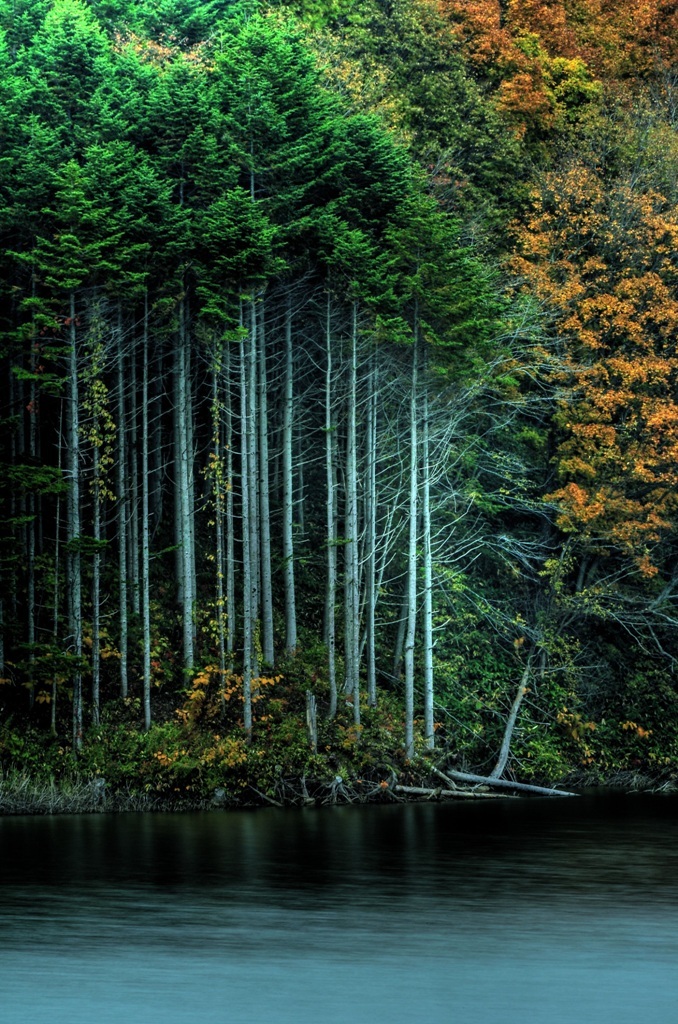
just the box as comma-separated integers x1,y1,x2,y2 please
442,769,577,798
248,786,284,808
394,784,513,800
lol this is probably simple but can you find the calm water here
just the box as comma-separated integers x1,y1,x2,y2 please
1,794,678,1023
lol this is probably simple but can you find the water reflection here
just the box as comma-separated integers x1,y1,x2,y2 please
1,795,678,1023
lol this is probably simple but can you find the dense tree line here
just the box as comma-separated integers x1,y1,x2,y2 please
1,0,677,797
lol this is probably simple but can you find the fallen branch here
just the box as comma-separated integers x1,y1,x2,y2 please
443,769,578,798
428,765,458,789
249,786,284,808
394,784,513,800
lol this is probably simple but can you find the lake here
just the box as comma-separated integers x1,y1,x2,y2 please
1,793,677,1023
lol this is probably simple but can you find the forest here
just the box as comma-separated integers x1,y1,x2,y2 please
1,0,677,810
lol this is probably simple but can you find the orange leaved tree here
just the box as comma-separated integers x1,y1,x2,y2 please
512,160,678,574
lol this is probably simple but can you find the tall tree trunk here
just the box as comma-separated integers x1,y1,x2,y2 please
257,301,274,667
325,293,337,719
344,303,360,727
185,308,197,654
239,327,253,740
116,310,128,698
176,297,194,671
212,332,226,685
91,433,101,728
67,291,83,751
421,353,434,749
149,353,163,535
282,294,297,655
247,299,260,677
141,293,152,731
404,328,419,760
26,302,38,703
365,356,377,708
225,339,235,671
128,347,140,617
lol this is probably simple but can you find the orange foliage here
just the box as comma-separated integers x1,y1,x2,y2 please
511,163,678,567
440,0,678,76
438,0,678,135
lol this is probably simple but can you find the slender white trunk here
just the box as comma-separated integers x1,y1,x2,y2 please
404,330,419,760
325,293,337,719
247,300,260,677
116,311,128,697
239,328,253,739
365,357,377,707
421,358,434,749
68,292,83,750
129,348,140,616
344,304,360,726
173,351,183,605
393,581,408,682
185,315,197,650
177,298,194,671
491,658,533,779
212,334,226,683
257,301,274,666
92,435,101,728
141,293,152,730
282,295,297,654
225,339,235,669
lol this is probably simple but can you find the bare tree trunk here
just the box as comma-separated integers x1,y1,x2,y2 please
177,297,194,671
344,304,360,727
185,310,197,654
26,305,38,702
91,434,101,728
128,346,140,617
239,327,253,741
421,355,434,749
490,657,533,779
211,332,227,688
141,293,152,730
404,329,418,760
282,294,297,655
324,293,337,719
392,580,408,683
225,339,235,671
116,310,128,697
365,356,377,708
257,301,274,667
247,300,260,677
67,291,83,751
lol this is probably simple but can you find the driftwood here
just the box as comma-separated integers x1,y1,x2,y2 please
442,768,577,798
394,784,513,800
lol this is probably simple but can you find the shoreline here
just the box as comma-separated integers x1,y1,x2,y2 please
1,767,674,817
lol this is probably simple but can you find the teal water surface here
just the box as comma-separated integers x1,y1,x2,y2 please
1,794,677,1023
